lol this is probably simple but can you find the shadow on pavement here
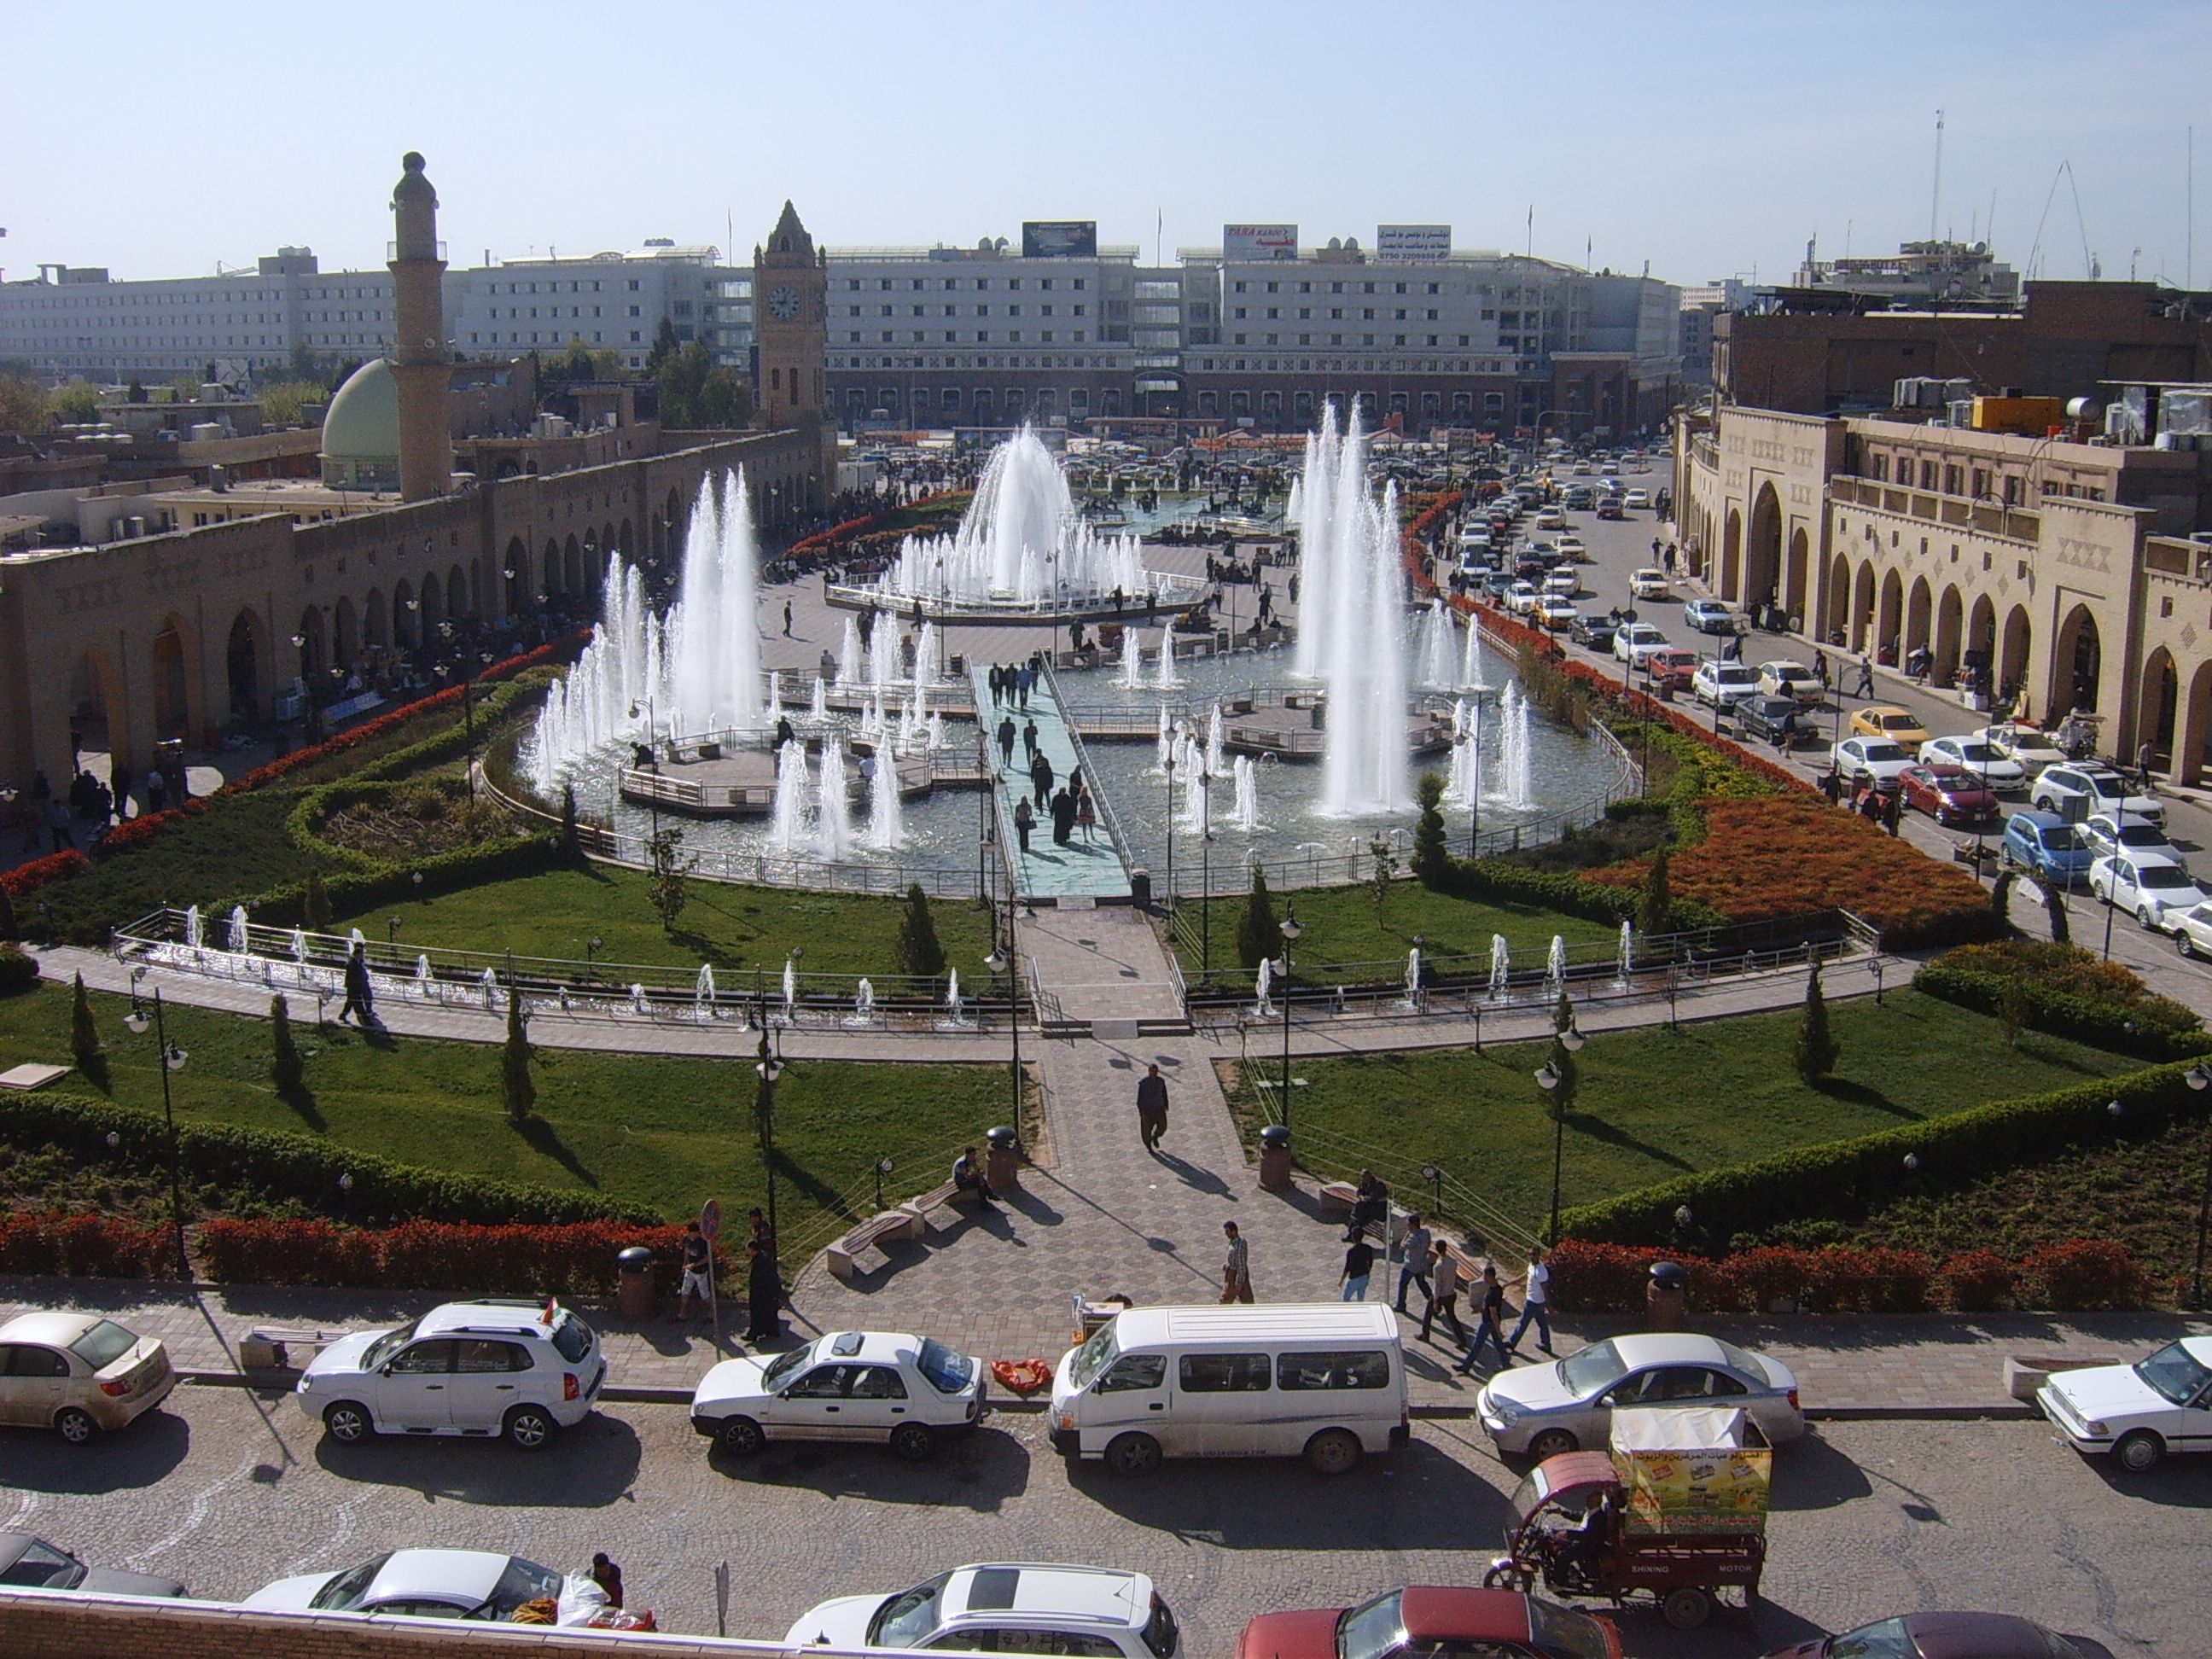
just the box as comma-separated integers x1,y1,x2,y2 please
0,1407,191,1493
1767,1427,1873,1511
311,1409,643,1506
711,1423,1029,1511
2086,1453,2212,1508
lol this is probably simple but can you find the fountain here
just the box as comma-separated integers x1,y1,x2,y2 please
632,982,649,1016
943,968,964,1026
227,905,250,955
184,905,204,950
289,927,307,963
1230,755,1261,832
1417,602,1459,690
1117,629,1144,690
837,614,862,684
1205,703,1226,778
915,621,939,690
864,748,905,852
695,963,717,1023
769,740,809,853
480,968,500,1010
1462,614,1489,692
1155,704,1173,771
415,954,433,993
854,979,876,1023
1406,946,1423,1001
814,736,853,862
1545,934,1569,998
925,711,946,751
870,629,897,693
1302,409,1411,818
1254,956,1275,1018
765,671,783,724
1491,682,1536,810
1487,934,1511,1003
1154,627,1182,690
1616,920,1634,989
1445,702,1480,811
782,957,798,1017
809,674,828,722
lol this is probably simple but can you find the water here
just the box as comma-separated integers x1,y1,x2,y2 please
1301,409,1410,818
184,905,203,950
227,905,249,954
814,736,853,862
1154,627,1182,690
770,741,808,853
1488,934,1511,1002
695,963,717,1023
1493,681,1536,810
838,615,862,684
809,676,828,722
864,752,905,852
1117,631,1144,690
1254,957,1275,1016
1231,756,1261,832
1546,934,1569,997
1617,919,1634,988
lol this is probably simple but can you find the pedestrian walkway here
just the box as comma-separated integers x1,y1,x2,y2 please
971,665,1130,902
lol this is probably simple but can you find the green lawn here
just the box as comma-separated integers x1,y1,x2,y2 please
330,864,997,981
1173,879,1621,984
0,983,1000,1237
1221,990,2146,1243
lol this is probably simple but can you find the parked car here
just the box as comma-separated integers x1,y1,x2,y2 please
2031,763,2164,826
1919,735,2029,792
1625,488,1650,509
786,1564,1179,1659
1831,736,1915,790
1475,1333,1802,1459
1980,723,2069,774
1540,570,1580,600
2170,902,2212,960
1612,622,1669,667
2089,853,2208,931
1896,764,2000,827
1734,696,1805,747
1595,497,1627,520
2000,812,2096,889
2037,1336,2212,1473
244,1550,562,1621
1524,539,1562,566
1763,1612,2115,1659
691,1330,986,1462
1534,508,1567,531
1237,1587,1620,1659
1628,567,1671,600
296,1297,605,1450
1639,647,1698,692
1503,581,1541,616
0,1534,186,1599
1757,661,1824,706
1534,597,1579,632
0,1313,175,1446
1683,598,1738,635
1553,534,1586,560
2081,812,2181,864
1848,704,1932,745
1568,614,1619,653
1693,659,1761,708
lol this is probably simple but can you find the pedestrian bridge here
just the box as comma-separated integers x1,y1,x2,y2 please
971,665,1133,903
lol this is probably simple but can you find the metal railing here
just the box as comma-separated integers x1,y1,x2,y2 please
1038,657,1136,882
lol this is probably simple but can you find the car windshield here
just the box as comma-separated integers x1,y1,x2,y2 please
1860,742,1907,762
549,1313,592,1365
1712,1337,1764,1377
1820,1619,1917,1659
1559,1338,1627,1395
68,1319,139,1371
2136,865,2195,890
2133,1342,2211,1406
1717,667,1753,683
0,1540,82,1589
761,1344,814,1389
1527,1598,1616,1659
362,1321,422,1370
916,1338,975,1394
2040,825,2085,853
1336,1591,1407,1659
2110,824,2164,847
1953,742,1997,764
868,1571,952,1647
486,1557,561,1619
1071,1319,1121,1388
2085,774,2126,798
310,1554,394,1612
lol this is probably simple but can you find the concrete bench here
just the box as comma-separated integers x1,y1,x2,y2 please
824,1208,922,1280
1318,1181,1358,1214
899,1179,985,1229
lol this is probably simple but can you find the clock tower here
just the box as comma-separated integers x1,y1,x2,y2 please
754,201,829,441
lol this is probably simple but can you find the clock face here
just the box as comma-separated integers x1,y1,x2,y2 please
766,284,801,322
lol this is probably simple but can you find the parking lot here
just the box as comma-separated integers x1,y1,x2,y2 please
3,1385,2203,1656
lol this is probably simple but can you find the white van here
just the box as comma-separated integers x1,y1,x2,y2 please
1048,1304,1406,1477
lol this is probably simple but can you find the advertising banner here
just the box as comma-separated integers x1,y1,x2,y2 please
1022,220,1097,259
1377,224,1452,261
1224,223,1299,261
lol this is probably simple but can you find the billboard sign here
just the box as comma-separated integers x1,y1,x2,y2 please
1377,224,1452,261
1022,220,1097,259
1224,223,1299,261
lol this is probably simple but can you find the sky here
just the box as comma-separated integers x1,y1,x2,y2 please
5,0,2208,291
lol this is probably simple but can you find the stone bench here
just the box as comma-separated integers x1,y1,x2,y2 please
899,1179,985,1230
824,1208,922,1280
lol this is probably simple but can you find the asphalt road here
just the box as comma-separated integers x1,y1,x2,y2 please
3,1386,2203,1656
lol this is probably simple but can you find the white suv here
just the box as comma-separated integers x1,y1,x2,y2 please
297,1299,606,1451
787,1563,1179,1659
2031,763,2163,827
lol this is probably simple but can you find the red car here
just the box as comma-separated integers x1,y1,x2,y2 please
1763,1610,2113,1657
1237,1586,1618,1659
1896,762,2000,827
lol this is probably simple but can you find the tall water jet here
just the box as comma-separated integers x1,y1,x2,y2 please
416,954,434,992
290,927,308,963
1307,408,1411,818
1205,702,1226,778
1461,614,1488,692
1418,602,1459,690
765,671,783,723
1504,682,1536,810
854,979,876,1022
1154,627,1182,690
695,963,717,1023
1118,629,1144,690
814,737,853,862
837,614,862,684
184,905,204,950
1445,713,1479,811
227,905,250,955
1231,755,1261,831
1616,920,1634,989
1546,934,1569,997
1487,934,1511,1003
809,675,828,722
925,711,946,751
769,740,809,853
1254,956,1275,1018
915,621,939,689
1155,705,1173,771
783,956,797,1016
864,748,905,852
1406,946,1423,1000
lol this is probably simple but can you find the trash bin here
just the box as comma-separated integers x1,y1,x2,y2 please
1258,1123,1293,1191
1646,1260,1689,1330
615,1245,657,1321
1128,866,1152,910
985,1124,1021,1193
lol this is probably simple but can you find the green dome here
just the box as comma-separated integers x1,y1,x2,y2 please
320,358,399,463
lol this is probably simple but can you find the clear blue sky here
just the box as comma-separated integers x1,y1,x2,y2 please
6,0,2206,288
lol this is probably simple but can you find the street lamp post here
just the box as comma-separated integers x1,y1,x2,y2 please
2189,1063,2212,1307
1199,768,1214,975
1163,746,1177,917
754,1023,785,1244
985,905,1024,1150
1534,1016,1586,1248
125,989,191,1282
1277,903,1303,1131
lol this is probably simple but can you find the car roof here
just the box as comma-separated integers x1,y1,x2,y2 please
1112,1302,1397,1347
366,1550,513,1605
807,1330,922,1365
0,1312,106,1348
1860,703,1914,717
1896,1610,2069,1658
946,1564,1147,1627
1605,1332,1739,1367
2007,810,2065,829
0,1535,59,1572
1395,1587,1535,1644
416,1301,568,1340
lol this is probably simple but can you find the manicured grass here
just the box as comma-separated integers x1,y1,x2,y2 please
1173,878,1621,984
329,864,996,980
0,983,998,1237
1220,990,2145,1240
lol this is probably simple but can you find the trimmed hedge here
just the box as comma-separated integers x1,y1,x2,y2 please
1431,852,1727,934
1914,943,2209,1062
1558,1059,2197,1247
246,829,569,926
0,1090,654,1227
0,943,38,995
197,1218,686,1295
0,1213,173,1278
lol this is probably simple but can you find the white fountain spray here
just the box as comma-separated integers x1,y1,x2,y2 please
1305,408,1411,817
769,740,809,853
837,614,862,685
227,905,250,955
1254,956,1275,1018
1616,920,1634,989
695,963,717,1023
1118,629,1144,690
864,749,905,852
1155,705,1173,771
1462,615,1488,692
1546,934,1569,998
1488,934,1511,1003
809,674,828,722
814,737,853,862
1154,626,1182,690
1231,755,1261,831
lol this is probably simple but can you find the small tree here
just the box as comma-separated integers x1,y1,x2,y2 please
894,883,946,979
1237,864,1280,970
559,784,579,857
1368,835,1399,914
1411,771,1451,888
270,993,306,1102
1638,847,1672,937
0,881,15,941
303,872,332,931
646,826,692,932
1999,977,2032,1050
1793,960,1841,1080
502,987,536,1121
71,972,103,1075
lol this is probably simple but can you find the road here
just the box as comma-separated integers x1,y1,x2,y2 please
3,1387,2202,1656
1469,484,2212,1013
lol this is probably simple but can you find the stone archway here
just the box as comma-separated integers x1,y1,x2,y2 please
1967,593,1996,669
1933,585,1963,688
294,605,328,684
620,516,633,557
69,646,127,768
2177,658,2212,786
2055,602,2103,714
332,597,358,677
1905,576,1933,661
1852,561,1877,652
225,605,270,725
363,587,387,651
1824,553,1851,640
448,562,469,621
392,579,416,649
2138,647,2179,765
1745,483,1782,611
563,533,582,597
504,538,533,615
1720,508,1743,602
1784,527,1809,624
1877,571,1904,661
420,570,444,630
150,612,198,743
665,486,684,552
2000,605,2033,713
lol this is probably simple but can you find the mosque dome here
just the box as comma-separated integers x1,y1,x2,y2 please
319,357,401,490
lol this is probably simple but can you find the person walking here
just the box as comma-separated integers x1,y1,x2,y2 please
1051,786,1077,846
1419,1238,1467,1345
2138,740,2157,788
338,940,375,1027
1455,1263,1514,1374
744,1237,783,1343
1012,796,1035,853
987,664,1004,707
1220,1220,1254,1303
1022,718,1040,765
1016,665,1032,710
997,714,1017,766
1030,750,1054,810
1394,1213,1433,1313
1811,648,1829,687
1505,1244,1554,1355
1882,787,1903,837
782,600,794,638
1852,651,1875,699
1339,1234,1377,1302
1136,1062,1169,1153
677,1221,713,1322
1075,785,1097,844
46,797,74,853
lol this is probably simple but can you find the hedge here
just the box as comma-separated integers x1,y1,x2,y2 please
0,1090,655,1226
197,1218,686,1295
1,849,90,900
1557,1059,2200,1247
245,828,569,925
0,1212,172,1278
1914,946,2209,1062
0,943,38,995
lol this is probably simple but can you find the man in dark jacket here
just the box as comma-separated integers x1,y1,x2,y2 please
1136,1063,1169,1152
1031,751,1055,809
339,941,375,1027
744,1238,783,1344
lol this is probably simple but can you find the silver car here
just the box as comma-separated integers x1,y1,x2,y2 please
1475,1333,1803,1458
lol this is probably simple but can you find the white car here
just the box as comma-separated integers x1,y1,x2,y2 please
1475,1333,1804,1458
1613,621,1668,667
2032,763,2163,827
690,1329,986,1461
1978,724,2069,774
1755,660,1821,703
244,1549,562,1621
1629,567,1671,600
296,1298,605,1450
2081,812,2182,864
1554,534,1586,559
1534,508,1567,531
1683,598,1738,636
1625,488,1651,508
1540,570,1580,599
1919,735,2029,792
2090,853,2208,931
2037,1337,2212,1473
786,1564,1179,1659
1831,736,1915,790
1503,580,1540,615
1692,659,1761,708
2171,901,2212,959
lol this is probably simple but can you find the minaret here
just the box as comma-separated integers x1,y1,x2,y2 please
388,151,451,502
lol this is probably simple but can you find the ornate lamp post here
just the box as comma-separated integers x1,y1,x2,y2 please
124,990,191,1281
1277,902,1303,1131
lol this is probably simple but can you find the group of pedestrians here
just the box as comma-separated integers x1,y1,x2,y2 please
986,660,1040,710
673,1208,786,1345
995,716,1098,853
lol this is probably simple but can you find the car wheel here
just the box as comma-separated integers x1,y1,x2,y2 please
1525,1428,1579,1460
53,1406,97,1446
504,1405,556,1451
2139,905,2159,932
1104,1431,1162,1478
888,1422,937,1463
2179,932,2197,959
1662,1587,1713,1630
1303,1428,1363,1476
715,1417,765,1458
322,1401,371,1445
2114,1429,2165,1473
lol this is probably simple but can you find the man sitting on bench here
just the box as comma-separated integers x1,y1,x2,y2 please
952,1146,999,1212
1344,1168,1388,1243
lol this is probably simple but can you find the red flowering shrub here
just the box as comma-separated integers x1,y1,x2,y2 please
0,1213,171,1278
196,1218,687,1296
96,798,210,853
1547,1240,1666,1310
0,849,90,898
2019,1239,2152,1311
1936,1249,2017,1312
198,1219,381,1288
